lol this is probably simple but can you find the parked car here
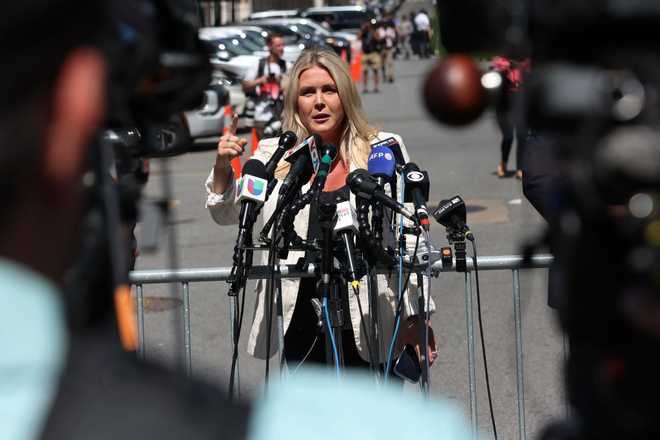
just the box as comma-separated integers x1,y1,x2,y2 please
247,18,353,61
205,25,302,63
182,81,229,138
247,9,300,20
301,5,375,33
199,32,262,78
243,21,325,51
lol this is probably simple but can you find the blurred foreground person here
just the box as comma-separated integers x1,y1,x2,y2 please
0,1,248,439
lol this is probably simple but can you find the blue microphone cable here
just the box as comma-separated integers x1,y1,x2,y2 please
323,297,341,378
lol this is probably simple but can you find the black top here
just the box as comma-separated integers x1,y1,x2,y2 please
360,30,381,54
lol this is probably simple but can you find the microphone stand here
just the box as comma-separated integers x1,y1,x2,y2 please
264,209,282,382
318,201,345,370
365,260,380,376
263,181,308,381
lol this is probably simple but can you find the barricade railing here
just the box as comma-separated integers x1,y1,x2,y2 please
129,253,554,440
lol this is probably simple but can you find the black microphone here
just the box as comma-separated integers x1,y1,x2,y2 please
367,145,397,240
260,135,321,240
347,169,417,222
313,143,338,191
235,159,268,247
264,131,297,179
403,162,431,231
279,134,321,198
370,137,406,167
334,200,361,286
263,131,297,199
229,159,268,284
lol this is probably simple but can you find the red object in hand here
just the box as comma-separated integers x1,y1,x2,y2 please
423,54,487,126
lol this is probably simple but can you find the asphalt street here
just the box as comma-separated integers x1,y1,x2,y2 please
136,57,564,439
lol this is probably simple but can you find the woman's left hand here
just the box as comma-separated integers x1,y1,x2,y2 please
397,316,438,367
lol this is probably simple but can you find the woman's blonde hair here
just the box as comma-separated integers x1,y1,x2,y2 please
276,48,378,178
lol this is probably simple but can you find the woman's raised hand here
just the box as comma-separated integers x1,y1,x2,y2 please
213,114,247,194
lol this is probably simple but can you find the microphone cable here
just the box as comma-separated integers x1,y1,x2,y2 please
468,231,498,440
291,335,319,375
384,231,420,384
323,296,341,378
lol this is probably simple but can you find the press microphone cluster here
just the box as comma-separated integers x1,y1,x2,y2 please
260,134,321,241
277,143,338,256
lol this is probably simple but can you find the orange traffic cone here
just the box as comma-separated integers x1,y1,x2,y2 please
351,50,362,82
250,127,259,155
114,285,138,352
222,105,241,179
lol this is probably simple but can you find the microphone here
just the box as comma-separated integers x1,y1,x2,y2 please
264,131,297,179
229,159,268,285
368,145,397,187
403,162,431,231
279,134,321,197
347,169,417,222
276,143,338,256
367,145,397,240
235,159,268,244
317,144,338,178
370,137,406,167
433,195,473,239
334,200,360,287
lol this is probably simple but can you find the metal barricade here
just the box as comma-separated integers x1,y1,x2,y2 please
129,253,554,439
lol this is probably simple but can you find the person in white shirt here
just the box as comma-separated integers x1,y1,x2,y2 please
380,16,398,82
242,34,291,139
413,10,432,58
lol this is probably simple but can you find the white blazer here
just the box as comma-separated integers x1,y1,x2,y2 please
205,131,434,362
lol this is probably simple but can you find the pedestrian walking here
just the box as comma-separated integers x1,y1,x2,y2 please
413,10,431,58
491,56,531,179
397,14,413,60
358,21,383,93
380,16,398,82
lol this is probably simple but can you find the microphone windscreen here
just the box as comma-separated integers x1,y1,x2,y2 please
278,131,297,149
322,143,338,161
242,158,268,179
236,159,268,204
368,146,397,178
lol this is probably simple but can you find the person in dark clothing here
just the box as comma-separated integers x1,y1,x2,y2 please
522,134,564,309
491,56,531,179
358,21,383,93
0,1,249,438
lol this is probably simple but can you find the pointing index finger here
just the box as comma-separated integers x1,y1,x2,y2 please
229,113,239,135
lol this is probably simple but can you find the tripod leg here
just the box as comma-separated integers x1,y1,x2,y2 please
276,278,287,375
368,267,380,373
416,272,429,392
